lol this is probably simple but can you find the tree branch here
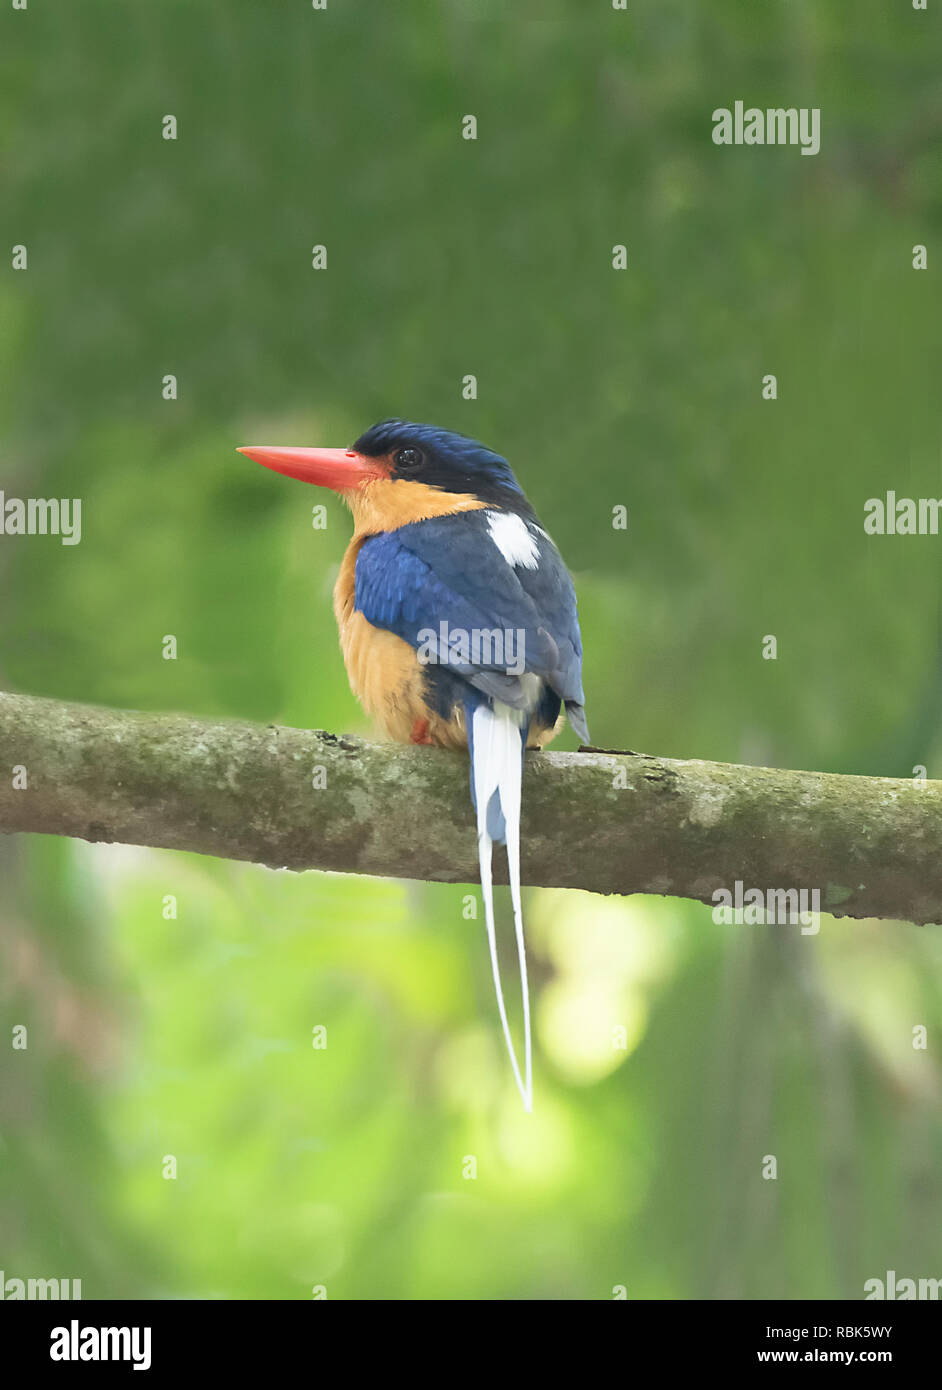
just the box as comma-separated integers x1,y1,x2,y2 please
0,689,939,924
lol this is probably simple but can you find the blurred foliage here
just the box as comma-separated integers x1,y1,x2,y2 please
1,0,942,1299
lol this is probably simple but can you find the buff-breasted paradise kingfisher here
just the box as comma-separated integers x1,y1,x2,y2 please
238,421,588,1111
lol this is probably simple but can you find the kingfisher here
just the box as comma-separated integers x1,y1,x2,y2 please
238,421,588,1110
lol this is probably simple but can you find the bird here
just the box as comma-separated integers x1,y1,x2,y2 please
238,421,588,1111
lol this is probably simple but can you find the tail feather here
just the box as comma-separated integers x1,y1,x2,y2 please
484,787,506,843
469,701,532,1112
503,759,531,1110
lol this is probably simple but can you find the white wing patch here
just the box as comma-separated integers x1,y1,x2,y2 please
486,511,540,570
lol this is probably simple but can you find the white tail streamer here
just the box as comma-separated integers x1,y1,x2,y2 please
471,702,532,1112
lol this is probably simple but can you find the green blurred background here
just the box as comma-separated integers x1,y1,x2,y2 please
1,0,941,1299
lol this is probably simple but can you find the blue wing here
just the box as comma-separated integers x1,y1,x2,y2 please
354,510,587,737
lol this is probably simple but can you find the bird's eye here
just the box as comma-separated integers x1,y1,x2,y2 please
394,447,424,472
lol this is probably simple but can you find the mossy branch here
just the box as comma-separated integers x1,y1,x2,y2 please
0,689,940,923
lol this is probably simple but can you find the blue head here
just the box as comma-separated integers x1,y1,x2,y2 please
352,420,533,515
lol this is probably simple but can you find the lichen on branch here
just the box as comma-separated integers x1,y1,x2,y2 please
0,689,940,924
